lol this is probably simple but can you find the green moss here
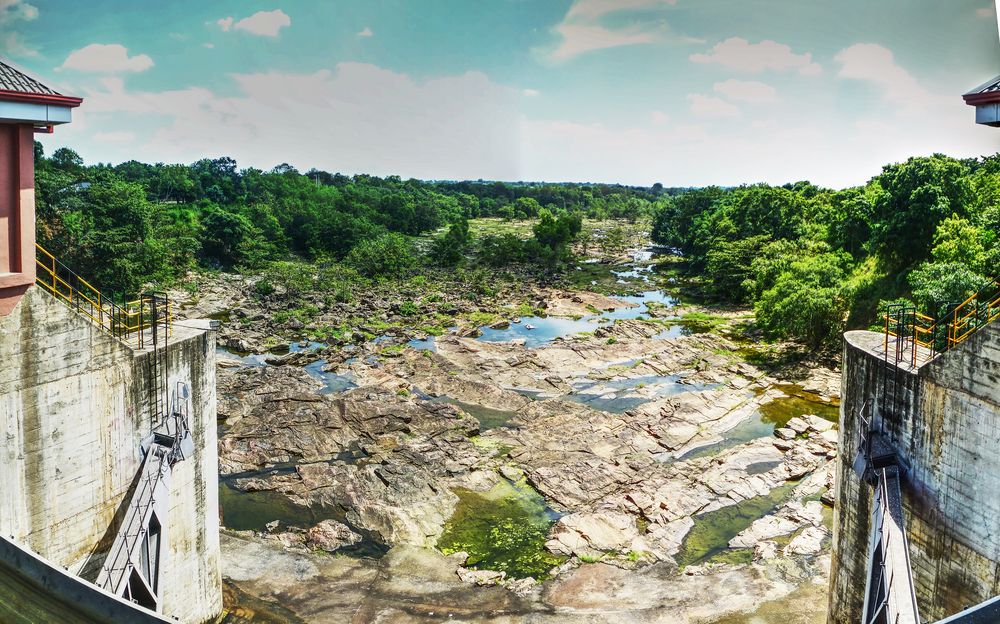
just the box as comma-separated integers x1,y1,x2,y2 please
674,480,798,569
466,311,500,327
470,436,514,457
437,478,566,579
704,548,754,566
578,553,606,563
676,311,729,334
516,302,541,317
759,384,840,428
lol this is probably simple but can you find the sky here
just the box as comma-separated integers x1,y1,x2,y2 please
3,0,1000,188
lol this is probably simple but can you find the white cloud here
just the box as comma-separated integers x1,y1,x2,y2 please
59,44,154,73
217,10,291,37
73,63,521,181
547,23,662,61
651,110,669,125
357,26,373,38
975,5,994,17
566,0,676,20
713,79,777,103
0,0,37,22
834,43,928,106
0,0,39,56
203,43,215,49
93,131,136,143
522,88,540,97
687,93,741,118
541,0,690,62
2,31,36,56
690,37,822,75
518,95,996,189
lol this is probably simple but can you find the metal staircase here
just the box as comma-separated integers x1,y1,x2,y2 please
95,383,194,612
862,463,921,624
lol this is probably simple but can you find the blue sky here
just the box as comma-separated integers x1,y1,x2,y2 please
4,0,999,187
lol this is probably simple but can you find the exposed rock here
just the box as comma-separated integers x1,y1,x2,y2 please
457,567,506,586
546,511,640,558
729,501,825,549
209,254,842,622
306,520,361,552
775,427,796,440
784,526,828,556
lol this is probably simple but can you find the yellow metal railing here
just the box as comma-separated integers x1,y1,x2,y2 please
946,281,1000,350
884,279,1000,367
34,243,172,348
883,307,937,368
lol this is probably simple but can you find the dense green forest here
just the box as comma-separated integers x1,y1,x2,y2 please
34,145,652,291
34,144,1000,349
652,153,1000,346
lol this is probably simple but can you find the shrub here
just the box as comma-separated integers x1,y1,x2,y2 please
345,232,415,279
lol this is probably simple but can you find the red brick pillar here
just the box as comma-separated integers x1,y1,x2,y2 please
0,123,35,316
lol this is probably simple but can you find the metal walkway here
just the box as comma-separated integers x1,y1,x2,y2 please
95,386,194,612
857,361,1000,624
862,464,920,624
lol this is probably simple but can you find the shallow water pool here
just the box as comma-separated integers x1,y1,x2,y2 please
437,478,566,579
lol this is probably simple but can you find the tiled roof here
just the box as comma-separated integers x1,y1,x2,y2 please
979,76,1000,95
0,59,62,96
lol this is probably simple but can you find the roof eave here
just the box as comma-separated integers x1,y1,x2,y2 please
0,90,83,108
964,91,1000,106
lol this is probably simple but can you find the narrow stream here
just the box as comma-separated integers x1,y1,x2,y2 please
217,340,357,394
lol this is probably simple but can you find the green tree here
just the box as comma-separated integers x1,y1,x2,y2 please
429,218,472,267
908,262,989,313
704,235,771,302
755,251,851,348
346,232,415,279
929,214,986,270
870,155,973,270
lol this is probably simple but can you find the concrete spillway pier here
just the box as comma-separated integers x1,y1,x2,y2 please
0,287,222,622
829,326,1000,622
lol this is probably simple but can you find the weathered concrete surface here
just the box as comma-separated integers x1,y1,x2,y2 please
0,287,221,623
829,327,1000,622
0,533,171,623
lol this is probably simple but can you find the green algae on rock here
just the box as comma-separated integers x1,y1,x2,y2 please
759,384,839,428
437,478,566,579
674,480,799,568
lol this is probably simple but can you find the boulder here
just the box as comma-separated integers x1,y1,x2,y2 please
456,567,506,586
547,511,639,558
306,520,362,552
784,526,827,556
774,427,796,440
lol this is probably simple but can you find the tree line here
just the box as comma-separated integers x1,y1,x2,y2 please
35,144,998,350
33,146,641,293
652,153,1000,347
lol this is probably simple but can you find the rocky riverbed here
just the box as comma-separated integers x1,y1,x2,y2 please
189,244,841,623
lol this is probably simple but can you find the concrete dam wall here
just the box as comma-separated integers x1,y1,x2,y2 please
828,326,1000,622
0,287,222,623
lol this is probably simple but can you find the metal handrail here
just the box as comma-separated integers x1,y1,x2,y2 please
34,243,172,348
882,278,1000,367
